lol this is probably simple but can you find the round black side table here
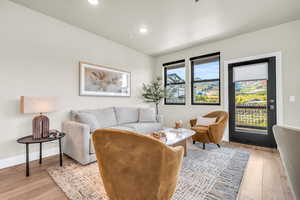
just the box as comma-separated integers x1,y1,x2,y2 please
17,132,65,177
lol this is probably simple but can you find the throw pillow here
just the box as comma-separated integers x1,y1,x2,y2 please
196,116,216,126
139,108,156,122
90,107,118,128
77,112,99,132
115,107,139,124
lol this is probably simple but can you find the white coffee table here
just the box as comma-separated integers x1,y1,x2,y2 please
160,128,196,156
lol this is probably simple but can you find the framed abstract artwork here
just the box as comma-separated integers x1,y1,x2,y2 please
79,62,131,97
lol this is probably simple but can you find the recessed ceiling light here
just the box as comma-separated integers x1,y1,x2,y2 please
88,0,99,6
139,27,148,34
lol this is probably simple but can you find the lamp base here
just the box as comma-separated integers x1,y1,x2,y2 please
32,114,49,139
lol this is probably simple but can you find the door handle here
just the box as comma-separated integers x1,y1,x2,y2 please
269,105,275,110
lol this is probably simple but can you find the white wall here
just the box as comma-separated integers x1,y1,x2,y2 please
155,20,300,140
0,1,154,163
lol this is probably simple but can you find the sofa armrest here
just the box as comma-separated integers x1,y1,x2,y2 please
207,122,226,143
62,121,91,165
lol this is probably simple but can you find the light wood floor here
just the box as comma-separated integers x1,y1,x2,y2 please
228,142,295,200
0,142,294,200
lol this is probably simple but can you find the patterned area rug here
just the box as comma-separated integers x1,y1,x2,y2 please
48,144,249,200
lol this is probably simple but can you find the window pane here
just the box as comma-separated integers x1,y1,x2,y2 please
193,81,219,104
166,84,185,104
235,80,267,105
167,67,185,84
235,80,268,134
193,61,219,81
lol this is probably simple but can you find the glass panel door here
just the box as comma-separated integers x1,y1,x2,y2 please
228,57,277,148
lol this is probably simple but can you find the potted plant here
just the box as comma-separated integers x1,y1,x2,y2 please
142,77,166,116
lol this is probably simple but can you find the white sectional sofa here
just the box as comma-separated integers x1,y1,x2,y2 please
62,107,162,165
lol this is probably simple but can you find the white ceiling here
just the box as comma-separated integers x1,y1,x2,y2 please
10,0,300,56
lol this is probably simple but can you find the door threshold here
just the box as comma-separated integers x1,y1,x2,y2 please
235,129,268,135
224,141,278,153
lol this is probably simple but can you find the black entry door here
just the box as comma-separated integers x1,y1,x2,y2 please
228,57,277,148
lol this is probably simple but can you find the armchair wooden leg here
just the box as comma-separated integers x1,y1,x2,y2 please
216,144,221,148
203,143,205,150
193,141,195,144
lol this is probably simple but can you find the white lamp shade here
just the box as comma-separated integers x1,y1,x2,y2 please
20,96,57,114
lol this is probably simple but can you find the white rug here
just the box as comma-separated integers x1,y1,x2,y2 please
48,144,250,200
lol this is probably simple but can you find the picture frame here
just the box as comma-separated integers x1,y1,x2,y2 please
79,62,131,97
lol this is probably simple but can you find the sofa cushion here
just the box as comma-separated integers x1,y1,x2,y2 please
77,112,99,132
72,107,118,128
90,107,118,128
115,107,139,124
123,122,162,134
139,108,156,122
71,109,96,121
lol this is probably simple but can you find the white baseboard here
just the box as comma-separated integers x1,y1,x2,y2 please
0,147,59,169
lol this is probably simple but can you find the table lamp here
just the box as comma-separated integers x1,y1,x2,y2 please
20,96,57,139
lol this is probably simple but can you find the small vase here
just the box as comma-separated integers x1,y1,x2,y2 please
175,120,183,129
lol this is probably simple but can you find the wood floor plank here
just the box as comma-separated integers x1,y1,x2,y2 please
273,153,295,200
237,149,263,200
261,151,286,200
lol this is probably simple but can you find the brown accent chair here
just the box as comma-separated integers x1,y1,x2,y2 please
190,111,228,149
92,129,184,200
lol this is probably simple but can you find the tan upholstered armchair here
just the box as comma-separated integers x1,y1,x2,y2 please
92,129,184,200
190,111,228,149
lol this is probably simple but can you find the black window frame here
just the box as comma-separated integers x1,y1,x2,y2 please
163,59,186,105
190,52,221,105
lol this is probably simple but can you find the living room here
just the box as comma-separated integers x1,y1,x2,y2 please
0,0,300,199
